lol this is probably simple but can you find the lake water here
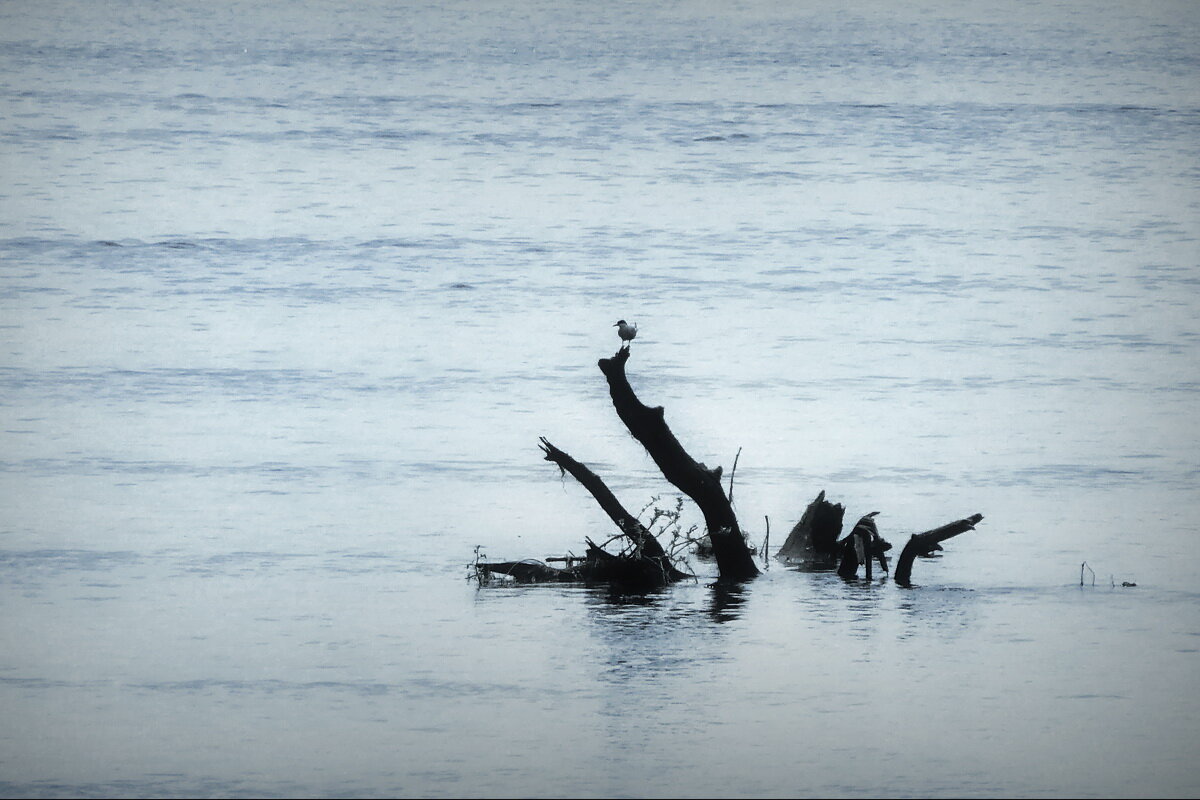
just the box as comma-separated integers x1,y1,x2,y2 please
1,1,1198,797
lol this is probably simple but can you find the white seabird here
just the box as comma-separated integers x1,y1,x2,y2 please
614,319,638,347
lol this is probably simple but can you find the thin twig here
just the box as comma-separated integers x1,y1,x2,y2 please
727,446,742,503
598,533,624,550
668,529,706,558
636,495,661,521
763,515,770,568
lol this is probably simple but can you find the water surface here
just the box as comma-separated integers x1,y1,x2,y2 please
1,1,1198,797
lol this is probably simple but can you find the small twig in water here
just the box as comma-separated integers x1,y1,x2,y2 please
469,545,488,585
762,515,770,569
727,446,742,503
1080,561,1096,587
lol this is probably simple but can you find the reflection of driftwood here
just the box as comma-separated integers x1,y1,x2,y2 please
775,490,846,565
894,514,985,587
598,347,759,581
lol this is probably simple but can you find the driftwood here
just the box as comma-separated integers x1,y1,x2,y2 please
537,437,690,584
476,538,684,589
835,512,892,580
894,513,984,587
474,437,692,590
598,347,759,582
776,490,847,565
476,343,986,594
777,492,983,586
476,558,576,583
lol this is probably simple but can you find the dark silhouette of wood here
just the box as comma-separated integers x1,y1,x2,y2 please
776,490,846,565
538,437,689,584
598,347,759,582
835,512,891,580
477,537,686,590
476,559,576,583
477,346,986,593
474,431,703,591
894,513,984,587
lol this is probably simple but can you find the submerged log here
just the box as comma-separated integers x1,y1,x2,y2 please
598,347,759,582
477,538,687,590
894,513,985,587
475,559,577,583
576,538,688,589
775,490,846,565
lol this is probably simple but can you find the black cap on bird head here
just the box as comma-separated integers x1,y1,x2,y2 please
614,319,626,326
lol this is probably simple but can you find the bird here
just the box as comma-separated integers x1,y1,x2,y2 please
614,319,638,347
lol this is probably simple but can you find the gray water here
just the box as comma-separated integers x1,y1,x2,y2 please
2,0,1199,797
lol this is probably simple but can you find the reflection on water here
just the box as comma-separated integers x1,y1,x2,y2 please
707,582,748,624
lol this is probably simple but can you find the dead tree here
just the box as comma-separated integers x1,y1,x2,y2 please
894,514,984,587
598,347,759,582
475,346,985,592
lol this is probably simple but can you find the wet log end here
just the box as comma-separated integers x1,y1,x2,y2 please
894,513,985,587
